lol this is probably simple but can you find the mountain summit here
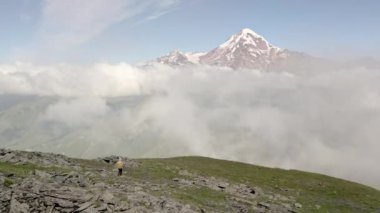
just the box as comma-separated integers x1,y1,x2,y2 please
157,28,288,69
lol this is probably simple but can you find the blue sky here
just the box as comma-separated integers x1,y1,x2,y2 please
1,0,380,63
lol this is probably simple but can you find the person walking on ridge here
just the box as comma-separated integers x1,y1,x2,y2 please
115,157,125,176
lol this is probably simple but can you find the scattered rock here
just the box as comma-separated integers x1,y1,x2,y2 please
217,182,229,189
9,197,29,213
100,156,120,164
0,149,71,166
34,170,52,179
0,175,4,185
294,203,302,208
53,198,75,208
54,171,89,187
257,202,271,209
74,201,93,212
179,170,194,177
95,204,108,211
94,182,106,189
115,204,130,211
101,191,115,204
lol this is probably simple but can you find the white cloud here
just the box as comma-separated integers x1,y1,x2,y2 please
0,62,148,97
42,97,109,128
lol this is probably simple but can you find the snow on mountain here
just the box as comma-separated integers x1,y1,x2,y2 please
157,28,288,70
186,52,207,64
200,28,287,69
157,50,206,66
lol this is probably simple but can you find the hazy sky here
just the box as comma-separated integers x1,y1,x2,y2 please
1,0,380,63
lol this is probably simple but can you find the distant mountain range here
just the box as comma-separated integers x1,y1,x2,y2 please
157,28,291,70
156,28,380,72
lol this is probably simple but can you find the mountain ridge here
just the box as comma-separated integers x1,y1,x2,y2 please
157,28,289,70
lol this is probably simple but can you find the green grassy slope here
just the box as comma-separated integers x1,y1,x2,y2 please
2,156,379,212
127,157,380,212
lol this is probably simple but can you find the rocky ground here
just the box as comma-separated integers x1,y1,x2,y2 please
0,149,379,213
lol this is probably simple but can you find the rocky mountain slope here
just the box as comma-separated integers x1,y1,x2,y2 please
157,28,289,70
155,28,343,74
1,149,379,212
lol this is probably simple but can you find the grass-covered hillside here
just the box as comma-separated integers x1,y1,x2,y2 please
0,149,379,212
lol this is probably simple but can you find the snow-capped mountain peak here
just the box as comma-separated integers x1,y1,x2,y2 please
219,28,268,49
157,28,288,70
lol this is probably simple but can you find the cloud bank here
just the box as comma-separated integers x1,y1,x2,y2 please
0,62,379,189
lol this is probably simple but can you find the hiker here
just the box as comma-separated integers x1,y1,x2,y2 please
115,157,125,176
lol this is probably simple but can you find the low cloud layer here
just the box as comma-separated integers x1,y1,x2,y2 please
42,97,109,128
0,62,379,189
